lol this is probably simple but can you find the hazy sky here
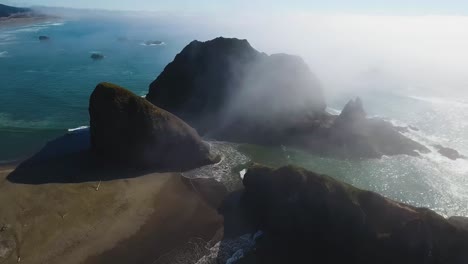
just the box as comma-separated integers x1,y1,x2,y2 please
4,0,468,15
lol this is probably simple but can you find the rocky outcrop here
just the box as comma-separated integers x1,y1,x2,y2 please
147,37,326,135
146,37,431,159
238,164,468,264
434,145,466,160
90,52,104,60
89,82,219,170
39,35,49,41
325,98,430,158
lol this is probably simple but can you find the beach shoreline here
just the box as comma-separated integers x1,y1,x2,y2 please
0,16,61,29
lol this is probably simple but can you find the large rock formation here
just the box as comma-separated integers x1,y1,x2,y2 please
146,37,431,158
147,37,326,135
238,164,468,264
89,82,219,170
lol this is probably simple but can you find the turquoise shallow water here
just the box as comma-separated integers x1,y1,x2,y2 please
1,16,467,217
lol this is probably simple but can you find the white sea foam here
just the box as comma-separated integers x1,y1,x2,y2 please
140,41,166,46
67,126,89,133
48,22,65,26
7,27,42,33
239,168,247,179
195,231,263,264
4,21,64,36
0,33,16,42
326,107,341,115
182,141,249,185
408,95,468,108
0,112,51,128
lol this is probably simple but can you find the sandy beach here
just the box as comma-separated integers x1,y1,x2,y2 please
0,161,226,264
0,16,60,29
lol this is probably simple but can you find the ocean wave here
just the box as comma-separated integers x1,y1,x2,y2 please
140,41,166,46
47,22,65,26
67,126,89,133
326,107,341,115
0,51,8,57
0,33,16,42
0,113,53,129
4,21,64,35
6,26,43,34
408,95,468,108
384,116,468,165
195,231,263,264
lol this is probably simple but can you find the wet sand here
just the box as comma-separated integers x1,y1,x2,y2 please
0,16,59,29
0,164,225,264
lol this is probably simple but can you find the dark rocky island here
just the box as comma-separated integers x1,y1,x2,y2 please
434,145,466,160
89,82,219,170
228,164,468,264
147,37,430,159
90,52,104,60
38,35,50,41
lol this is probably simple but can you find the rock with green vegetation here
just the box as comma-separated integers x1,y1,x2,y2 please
238,164,468,264
89,82,219,170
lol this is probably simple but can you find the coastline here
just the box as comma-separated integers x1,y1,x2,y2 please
0,16,61,29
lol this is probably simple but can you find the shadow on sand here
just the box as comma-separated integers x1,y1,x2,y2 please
7,129,168,184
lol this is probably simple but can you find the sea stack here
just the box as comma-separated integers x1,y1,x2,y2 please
434,145,466,160
89,82,219,170
90,52,104,60
38,35,50,41
327,98,430,158
146,37,326,136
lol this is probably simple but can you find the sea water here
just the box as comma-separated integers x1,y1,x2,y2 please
1,15,467,218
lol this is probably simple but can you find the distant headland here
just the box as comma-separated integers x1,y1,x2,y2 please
0,4,58,28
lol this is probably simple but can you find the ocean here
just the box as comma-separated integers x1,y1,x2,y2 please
1,15,467,218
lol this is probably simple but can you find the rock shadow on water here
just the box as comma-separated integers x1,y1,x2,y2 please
7,129,171,185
